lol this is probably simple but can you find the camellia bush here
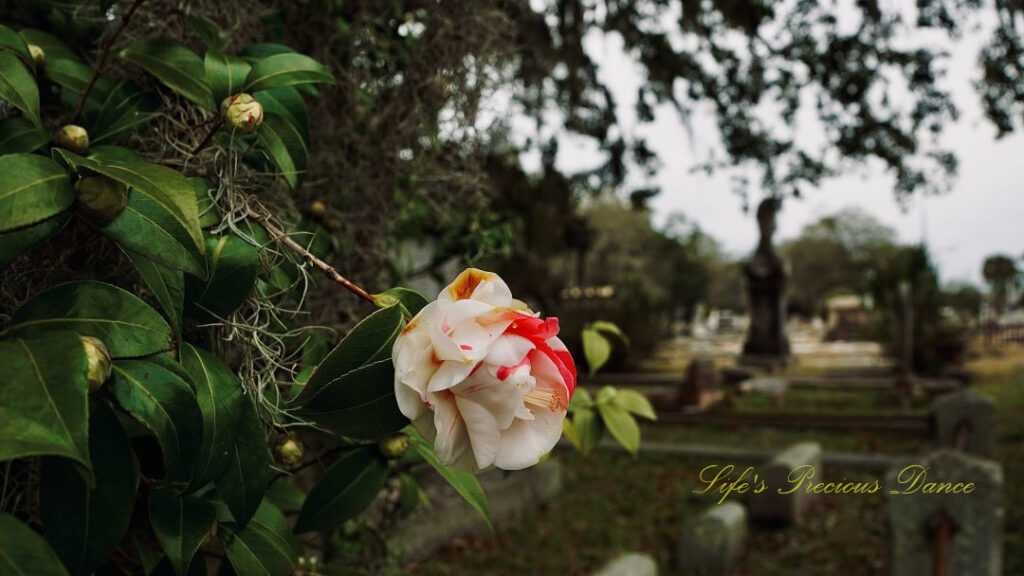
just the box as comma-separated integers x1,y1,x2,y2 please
0,4,653,575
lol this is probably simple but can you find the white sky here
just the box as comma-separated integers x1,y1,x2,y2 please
511,3,1024,286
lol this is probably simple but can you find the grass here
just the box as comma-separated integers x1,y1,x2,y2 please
407,345,1024,576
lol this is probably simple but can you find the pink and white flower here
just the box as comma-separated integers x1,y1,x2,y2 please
392,268,577,472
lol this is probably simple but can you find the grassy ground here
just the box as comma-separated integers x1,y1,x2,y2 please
407,345,1023,576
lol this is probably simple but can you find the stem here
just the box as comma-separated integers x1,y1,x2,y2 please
247,204,378,306
70,0,147,124
191,118,222,156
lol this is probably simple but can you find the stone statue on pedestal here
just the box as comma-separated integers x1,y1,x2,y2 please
740,198,790,366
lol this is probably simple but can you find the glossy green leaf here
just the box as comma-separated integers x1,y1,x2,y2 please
205,52,251,104
10,281,173,358
590,320,629,344
408,429,492,531
185,233,260,318
187,15,223,50
244,52,333,93
126,250,185,334
150,488,216,576
582,327,612,377
375,287,429,317
0,153,74,233
0,331,90,469
256,111,307,189
293,447,387,533
87,145,144,164
0,24,35,67
0,212,69,269
562,408,602,455
41,399,139,576
295,359,407,439
90,82,160,144
44,57,115,111
608,388,657,420
180,344,244,488
110,360,203,483
103,189,206,276
55,150,205,254
0,116,50,153
293,304,404,405
190,177,220,228
265,480,305,513
222,500,296,576
0,513,71,576
120,39,215,109
0,51,40,126
19,29,79,62
215,396,271,528
253,87,308,141
597,402,640,455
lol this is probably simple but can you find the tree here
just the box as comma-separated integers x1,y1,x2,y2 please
982,254,1020,317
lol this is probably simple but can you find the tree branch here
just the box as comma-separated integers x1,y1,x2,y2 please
70,0,147,124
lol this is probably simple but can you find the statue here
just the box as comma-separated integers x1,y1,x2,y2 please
740,198,790,366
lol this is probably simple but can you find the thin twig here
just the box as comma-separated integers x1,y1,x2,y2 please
247,201,378,306
70,0,147,124
191,118,222,156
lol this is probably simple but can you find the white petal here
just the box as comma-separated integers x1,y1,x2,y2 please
528,348,570,406
426,360,476,392
453,369,522,429
431,392,470,466
454,396,501,470
395,374,426,421
483,334,535,368
493,408,566,470
440,268,513,308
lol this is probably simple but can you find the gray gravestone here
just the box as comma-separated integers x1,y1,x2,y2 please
886,450,1003,576
592,553,659,576
677,502,747,575
678,358,723,410
932,389,995,457
740,198,790,367
749,442,822,526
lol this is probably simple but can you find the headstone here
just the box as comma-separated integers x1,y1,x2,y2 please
678,358,723,410
677,502,747,575
592,553,659,576
932,389,995,457
719,365,755,390
749,442,822,526
740,198,790,367
739,377,789,407
886,450,1003,576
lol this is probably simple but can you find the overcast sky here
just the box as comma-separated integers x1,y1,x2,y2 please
513,3,1023,286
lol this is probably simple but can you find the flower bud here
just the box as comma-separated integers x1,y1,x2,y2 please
81,336,112,393
54,125,89,154
309,200,326,219
220,93,263,134
377,434,410,460
28,44,45,67
274,438,304,467
75,176,128,222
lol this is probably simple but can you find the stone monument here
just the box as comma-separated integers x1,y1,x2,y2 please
740,198,790,366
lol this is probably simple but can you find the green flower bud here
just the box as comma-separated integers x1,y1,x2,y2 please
54,125,89,155
220,93,263,134
28,44,45,67
274,438,304,467
81,336,112,393
75,176,128,222
377,434,409,460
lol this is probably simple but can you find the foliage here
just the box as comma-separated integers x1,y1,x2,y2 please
981,253,1020,317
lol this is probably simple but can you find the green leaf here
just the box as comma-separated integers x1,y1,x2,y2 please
253,87,308,141
110,360,203,483
293,447,387,533
582,327,612,377
0,332,90,469
190,177,220,228
41,398,139,576
0,24,35,67
185,233,260,318
19,29,79,62
89,82,160,144
0,116,50,153
55,150,205,256
292,305,404,405
204,52,251,104
590,320,629,345
44,58,116,119
0,51,40,126
215,396,271,528
295,359,408,439
0,513,71,576
180,344,244,488
408,429,492,532
10,281,173,358
375,287,429,317
244,52,333,93
103,188,206,276
126,250,185,335
609,388,657,420
597,402,641,455
221,500,297,576
256,111,307,189
0,212,69,269
265,480,305,513
568,387,593,412
120,39,215,109
150,488,216,576
186,15,223,50
563,408,602,455
0,153,74,233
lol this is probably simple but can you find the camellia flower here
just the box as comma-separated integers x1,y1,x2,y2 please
393,268,576,472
